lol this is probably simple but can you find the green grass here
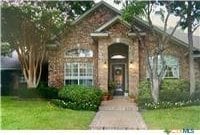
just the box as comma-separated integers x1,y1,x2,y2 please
142,106,200,129
1,96,95,129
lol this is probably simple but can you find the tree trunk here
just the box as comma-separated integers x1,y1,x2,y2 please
188,1,195,95
188,31,195,95
150,55,160,103
151,78,159,103
27,80,37,88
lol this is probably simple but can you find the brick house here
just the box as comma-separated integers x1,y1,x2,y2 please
48,1,200,96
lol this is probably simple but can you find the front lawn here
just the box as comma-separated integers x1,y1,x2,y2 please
142,106,200,129
1,96,95,129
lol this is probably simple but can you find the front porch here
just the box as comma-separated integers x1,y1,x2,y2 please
95,37,140,96
90,16,144,96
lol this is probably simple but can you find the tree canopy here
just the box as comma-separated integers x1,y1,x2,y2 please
1,1,94,88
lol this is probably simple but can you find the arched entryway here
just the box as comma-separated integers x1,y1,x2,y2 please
108,43,129,96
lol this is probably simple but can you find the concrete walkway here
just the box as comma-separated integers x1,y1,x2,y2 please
89,96,147,130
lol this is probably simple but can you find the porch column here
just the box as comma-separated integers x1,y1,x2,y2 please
129,41,139,96
98,40,108,92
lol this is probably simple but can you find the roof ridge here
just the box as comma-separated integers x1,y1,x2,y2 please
95,15,131,32
72,1,121,25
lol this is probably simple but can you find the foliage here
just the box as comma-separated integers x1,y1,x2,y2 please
50,99,98,111
122,1,146,22
137,79,200,109
18,83,58,99
196,80,200,91
190,82,200,101
50,99,67,108
1,3,67,88
108,81,116,95
137,80,153,106
1,42,12,56
171,1,200,31
168,1,200,95
160,79,190,102
142,100,200,110
1,1,93,88
18,88,41,98
122,0,185,103
1,96,95,129
58,85,103,111
28,1,94,20
37,82,58,99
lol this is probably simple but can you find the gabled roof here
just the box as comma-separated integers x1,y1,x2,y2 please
133,16,200,51
59,1,199,54
72,1,121,25
95,16,131,32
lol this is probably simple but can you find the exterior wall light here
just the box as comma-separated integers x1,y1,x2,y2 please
103,61,107,68
129,61,133,68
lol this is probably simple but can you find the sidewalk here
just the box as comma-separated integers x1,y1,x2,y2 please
89,96,147,130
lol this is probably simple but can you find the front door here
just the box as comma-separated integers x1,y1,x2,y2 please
112,64,125,96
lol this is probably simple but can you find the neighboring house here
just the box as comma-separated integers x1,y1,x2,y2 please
1,51,48,95
0,51,26,95
48,1,200,96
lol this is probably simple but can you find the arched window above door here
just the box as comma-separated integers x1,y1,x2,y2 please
111,55,126,59
65,48,93,57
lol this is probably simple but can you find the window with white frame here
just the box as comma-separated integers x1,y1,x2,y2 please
147,55,179,78
65,48,93,57
64,63,93,86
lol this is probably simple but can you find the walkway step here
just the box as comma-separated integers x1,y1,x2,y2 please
99,106,137,111
89,97,147,130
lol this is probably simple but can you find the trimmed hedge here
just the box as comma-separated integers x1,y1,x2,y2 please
137,79,200,109
160,79,190,102
58,85,103,111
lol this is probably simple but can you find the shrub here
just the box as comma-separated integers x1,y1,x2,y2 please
18,88,40,98
17,82,58,99
160,79,190,102
190,82,200,101
50,99,67,108
37,82,58,99
58,85,103,111
137,80,153,106
137,79,191,109
196,80,200,91
142,99,200,110
108,81,116,95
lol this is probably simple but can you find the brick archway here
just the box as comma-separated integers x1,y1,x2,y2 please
108,43,129,95
97,37,139,96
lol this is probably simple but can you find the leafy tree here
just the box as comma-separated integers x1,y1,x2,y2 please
1,42,12,56
122,0,183,103
1,1,93,88
170,1,200,95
